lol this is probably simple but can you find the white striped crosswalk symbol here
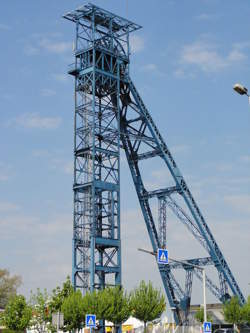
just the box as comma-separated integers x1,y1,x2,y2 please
86,314,96,328
88,318,94,326
160,252,167,261
157,249,169,264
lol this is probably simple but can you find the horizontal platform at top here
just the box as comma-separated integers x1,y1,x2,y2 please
63,3,142,36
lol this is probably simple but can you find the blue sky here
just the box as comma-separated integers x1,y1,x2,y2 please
0,0,250,306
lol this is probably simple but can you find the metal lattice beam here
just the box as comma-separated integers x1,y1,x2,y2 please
64,4,245,326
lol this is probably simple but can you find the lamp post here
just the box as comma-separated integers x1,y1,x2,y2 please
138,248,207,324
170,307,176,333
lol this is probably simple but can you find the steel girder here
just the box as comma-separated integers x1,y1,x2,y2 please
64,4,136,295
64,3,245,325
118,78,245,324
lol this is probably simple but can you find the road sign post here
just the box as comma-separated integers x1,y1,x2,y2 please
203,322,212,333
157,248,169,264
86,314,96,333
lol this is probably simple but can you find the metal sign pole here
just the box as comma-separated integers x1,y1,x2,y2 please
203,269,207,323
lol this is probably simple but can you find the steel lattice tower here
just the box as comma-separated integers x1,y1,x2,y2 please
64,4,141,293
64,4,245,324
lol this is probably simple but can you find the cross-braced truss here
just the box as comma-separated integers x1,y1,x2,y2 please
64,3,245,325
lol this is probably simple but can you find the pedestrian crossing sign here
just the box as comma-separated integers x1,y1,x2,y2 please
86,314,96,328
203,322,211,333
157,248,169,264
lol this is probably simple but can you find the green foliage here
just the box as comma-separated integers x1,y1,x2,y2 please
61,290,85,331
0,269,22,309
0,310,4,325
223,296,243,326
82,290,100,317
101,287,131,327
29,288,50,333
241,296,250,325
130,281,166,332
60,286,131,332
194,307,213,323
1,330,25,333
3,295,32,331
49,276,74,313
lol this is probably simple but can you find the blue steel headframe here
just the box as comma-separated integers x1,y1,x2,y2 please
119,78,245,324
64,3,245,326
63,3,142,296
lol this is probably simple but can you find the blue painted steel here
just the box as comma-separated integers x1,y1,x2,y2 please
121,78,245,322
63,4,137,296
64,3,245,326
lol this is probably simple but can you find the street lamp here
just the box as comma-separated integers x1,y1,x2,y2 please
233,83,250,104
138,248,207,323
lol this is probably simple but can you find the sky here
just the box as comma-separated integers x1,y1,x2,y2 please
0,0,250,309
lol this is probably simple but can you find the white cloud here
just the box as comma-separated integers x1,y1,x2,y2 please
130,35,145,53
178,39,247,73
32,149,50,157
0,23,10,31
140,63,166,77
32,150,73,175
0,212,71,240
241,155,250,163
0,162,12,182
195,13,217,21
142,63,157,72
52,73,69,83
9,113,62,130
24,45,39,56
224,194,250,214
0,202,20,213
24,35,71,56
0,211,72,294
171,144,190,154
63,161,74,175
40,88,56,97
227,49,246,62
50,159,73,175
39,38,71,54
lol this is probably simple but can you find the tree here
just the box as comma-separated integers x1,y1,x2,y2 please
241,296,250,325
61,290,85,331
223,297,243,328
49,276,74,313
0,269,22,309
195,307,213,323
80,287,131,332
130,281,166,333
102,287,131,333
3,295,32,331
82,290,100,316
29,288,50,333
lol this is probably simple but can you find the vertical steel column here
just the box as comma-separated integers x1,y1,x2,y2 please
64,4,141,294
64,4,245,325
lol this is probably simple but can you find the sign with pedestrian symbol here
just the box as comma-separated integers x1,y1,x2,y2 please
203,322,212,333
157,248,168,264
86,314,96,328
